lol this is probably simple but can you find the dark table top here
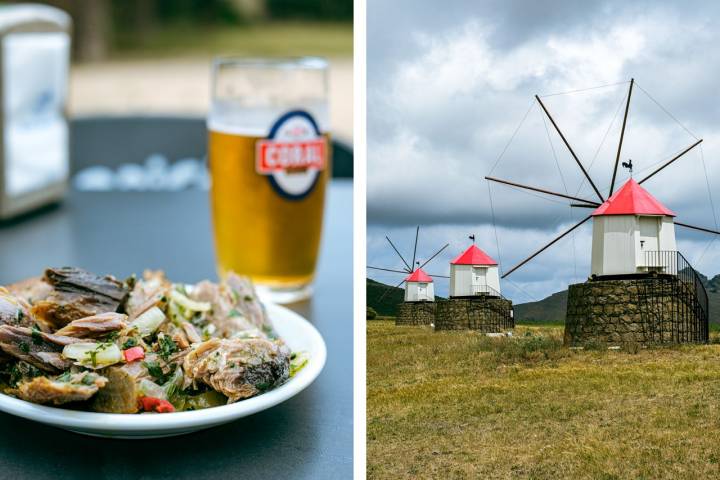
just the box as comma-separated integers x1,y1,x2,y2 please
0,180,353,480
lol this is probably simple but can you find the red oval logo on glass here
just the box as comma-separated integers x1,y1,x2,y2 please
256,110,326,200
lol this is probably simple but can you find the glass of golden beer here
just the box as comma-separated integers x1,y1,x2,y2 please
208,57,330,303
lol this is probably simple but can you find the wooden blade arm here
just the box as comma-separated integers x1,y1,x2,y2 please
502,215,593,278
535,95,604,202
386,236,412,272
418,243,450,269
638,139,703,185
368,266,411,274
609,79,634,196
675,221,720,235
378,278,406,302
485,176,599,206
411,226,419,268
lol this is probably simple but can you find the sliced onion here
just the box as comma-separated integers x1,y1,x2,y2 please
62,342,122,369
131,306,166,337
169,290,211,312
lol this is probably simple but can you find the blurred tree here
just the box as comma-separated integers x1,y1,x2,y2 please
13,0,350,62
229,0,267,21
267,0,352,20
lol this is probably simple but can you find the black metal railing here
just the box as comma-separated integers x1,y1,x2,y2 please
470,284,503,297
640,250,709,343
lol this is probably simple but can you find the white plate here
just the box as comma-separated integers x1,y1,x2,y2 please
0,303,326,439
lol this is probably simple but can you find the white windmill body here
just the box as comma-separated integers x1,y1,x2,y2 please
590,178,677,277
449,245,501,297
404,268,435,301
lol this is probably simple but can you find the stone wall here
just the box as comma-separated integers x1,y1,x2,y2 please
434,297,514,332
565,276,707,346
396,301,436,326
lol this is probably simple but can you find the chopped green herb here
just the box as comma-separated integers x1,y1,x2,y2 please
56,371,72,382
18,341,30,354
101,331,120,342
228,309,241,317
16,309,25,324
256,381,272,391
81,374,96,386
158,334,178,360
262,324,278,340
7,361,42,387
30,325,43,345
122,337,138,349
244,295,253,302
143,361,168,384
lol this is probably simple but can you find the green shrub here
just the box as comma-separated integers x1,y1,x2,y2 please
367,306,378,320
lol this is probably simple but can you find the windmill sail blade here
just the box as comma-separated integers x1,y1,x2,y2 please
418,243,450,269
377,278,406,303
570,203,597,208
609,78,634,196
427,273,450,278
675,221,720,235
485,176,599,206
386,236,412,271
368,266,411,274
535,95,604,203
411,225,420,269
637,139,703,185
502,215,593,278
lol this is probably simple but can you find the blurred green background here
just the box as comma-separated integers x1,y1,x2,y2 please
20,0,352,61
7,0,354,141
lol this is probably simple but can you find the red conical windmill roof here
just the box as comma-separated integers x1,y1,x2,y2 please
451,245,498,265
592,178,675,217
405,268,433,283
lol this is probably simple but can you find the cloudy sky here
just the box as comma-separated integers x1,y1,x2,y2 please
366,0,720,302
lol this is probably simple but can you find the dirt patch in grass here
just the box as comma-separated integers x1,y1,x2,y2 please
367,321,720,479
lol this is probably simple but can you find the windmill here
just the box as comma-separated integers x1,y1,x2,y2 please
434,234,514,332
368,225,449,303
368,226,449,326
486,78,718,345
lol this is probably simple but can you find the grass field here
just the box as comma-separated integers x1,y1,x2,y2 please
367,320,720,479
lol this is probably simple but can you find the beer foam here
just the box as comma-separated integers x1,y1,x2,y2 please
208,103,329,136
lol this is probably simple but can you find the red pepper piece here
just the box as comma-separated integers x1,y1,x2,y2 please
123,346,145,363
139,396,175,413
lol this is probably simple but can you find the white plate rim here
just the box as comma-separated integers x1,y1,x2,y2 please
0,302,326,433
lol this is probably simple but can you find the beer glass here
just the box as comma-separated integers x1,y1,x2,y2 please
208,57,330,303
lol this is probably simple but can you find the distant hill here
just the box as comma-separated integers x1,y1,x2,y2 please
369,275,720,324
514,290,568,323
514,273,720,324
367,278,446,316
367,278,405,316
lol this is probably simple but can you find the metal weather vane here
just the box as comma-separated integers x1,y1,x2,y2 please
485,78,719,279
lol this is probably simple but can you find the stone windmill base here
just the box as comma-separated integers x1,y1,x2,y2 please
396,301,436,326
434,297,514,332
565,276,709,347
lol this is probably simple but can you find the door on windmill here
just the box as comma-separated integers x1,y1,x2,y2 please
471,266,487,295
639,216,662,272
417,283,427,299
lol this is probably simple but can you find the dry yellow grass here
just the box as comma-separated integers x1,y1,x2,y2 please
367,320,720,479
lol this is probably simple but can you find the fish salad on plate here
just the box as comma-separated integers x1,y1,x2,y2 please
0,267,309,413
